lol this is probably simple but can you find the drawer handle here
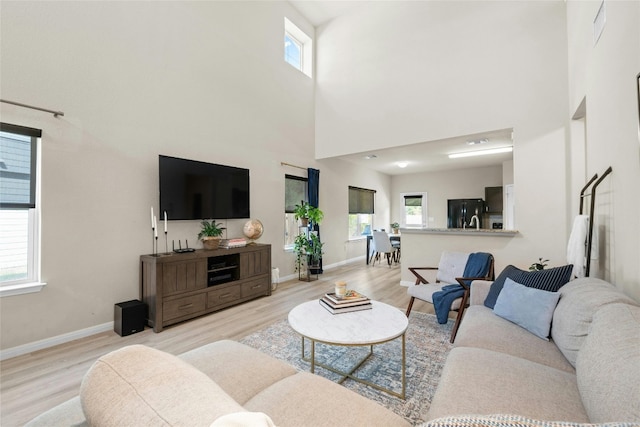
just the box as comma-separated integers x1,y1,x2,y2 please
178,303,194,310
251,284,263,289
219,293,233,299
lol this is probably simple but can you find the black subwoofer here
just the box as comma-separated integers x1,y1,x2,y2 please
114,300,147,336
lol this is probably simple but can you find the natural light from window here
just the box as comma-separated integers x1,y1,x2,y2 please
284,17,312,77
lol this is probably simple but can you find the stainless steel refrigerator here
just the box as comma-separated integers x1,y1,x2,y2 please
447,199,485,229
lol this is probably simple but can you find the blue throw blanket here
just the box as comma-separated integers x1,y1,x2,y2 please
433,252,492,324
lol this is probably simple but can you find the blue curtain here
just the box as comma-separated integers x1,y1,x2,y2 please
307,168,322,273
308,168,319,207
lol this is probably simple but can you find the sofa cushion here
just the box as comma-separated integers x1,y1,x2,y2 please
80,345,244,426
484,264,572,309
427,347,589,423
551,277,639,367
493,278,561,340
244,371,411,427
179,340,297,405
576,303,640,423
24,396,87,427
455,305,575,373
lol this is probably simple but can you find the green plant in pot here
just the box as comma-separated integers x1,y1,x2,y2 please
391,222,400,234
293,201,324,226
293,232,324,272
198,219,226,250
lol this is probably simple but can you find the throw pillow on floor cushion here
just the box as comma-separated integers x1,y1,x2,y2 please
484,264,572,309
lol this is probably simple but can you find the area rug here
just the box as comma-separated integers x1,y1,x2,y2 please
240,311,454,425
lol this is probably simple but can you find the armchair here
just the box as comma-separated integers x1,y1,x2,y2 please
406,251,494,342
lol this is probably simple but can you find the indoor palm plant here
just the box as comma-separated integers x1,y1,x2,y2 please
198,219,226,250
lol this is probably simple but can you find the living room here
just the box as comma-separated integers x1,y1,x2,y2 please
1,0,639,425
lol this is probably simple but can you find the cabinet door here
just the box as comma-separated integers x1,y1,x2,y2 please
485,186,503,214
241,277,270,298
239,248,270,279
162,259,207,296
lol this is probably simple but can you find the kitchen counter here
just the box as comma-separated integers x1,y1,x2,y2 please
400,228,518,237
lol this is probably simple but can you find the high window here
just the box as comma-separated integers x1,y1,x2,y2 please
284,17,313,77
284,174,308,248
348,186,375,239
0,123,44,296
401,192,428,227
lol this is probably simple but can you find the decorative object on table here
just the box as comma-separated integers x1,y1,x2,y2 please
293,200,324,227
242,219,264,244
319,293,372,314
198,219,226,250
163,211,168,253
150,206,158,256
334,281,347,298
324,290,369,305
391,222,400,234
219,238,247,249
529,257,549,271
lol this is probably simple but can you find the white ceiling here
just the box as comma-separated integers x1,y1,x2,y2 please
289,1,514,176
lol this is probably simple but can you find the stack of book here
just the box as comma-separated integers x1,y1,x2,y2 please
319,290,372,314
219,238,247,249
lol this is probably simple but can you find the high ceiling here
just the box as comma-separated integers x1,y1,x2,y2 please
290,1,514,176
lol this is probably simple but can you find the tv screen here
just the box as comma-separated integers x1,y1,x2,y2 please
159,155,250,220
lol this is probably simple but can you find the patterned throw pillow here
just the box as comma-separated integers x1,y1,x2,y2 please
484,264,573,309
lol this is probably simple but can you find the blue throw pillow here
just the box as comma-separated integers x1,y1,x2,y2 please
484,264,572,309
493,278,561,340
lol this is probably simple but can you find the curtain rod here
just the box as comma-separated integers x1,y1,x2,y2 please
1,99,64,117
280,161,307,171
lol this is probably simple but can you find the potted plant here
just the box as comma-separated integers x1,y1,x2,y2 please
391,222,400,234
293,201,324,226
293,232,324,275
198,219,226,250
529,257,549,271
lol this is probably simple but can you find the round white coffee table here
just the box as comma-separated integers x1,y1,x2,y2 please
288,299,408,399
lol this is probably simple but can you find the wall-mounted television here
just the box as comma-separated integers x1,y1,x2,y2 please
159,155,250,220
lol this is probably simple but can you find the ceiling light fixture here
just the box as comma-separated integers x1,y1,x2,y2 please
364,154,378,160
448,146,513,159
467,138,489,145
397,161,408,168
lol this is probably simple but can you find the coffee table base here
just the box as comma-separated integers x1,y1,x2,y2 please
299,334,406,399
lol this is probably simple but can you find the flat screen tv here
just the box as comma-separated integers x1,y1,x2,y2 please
159,155,250,220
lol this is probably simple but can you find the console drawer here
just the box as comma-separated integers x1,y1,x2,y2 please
241,277,270,298
207,285,241,309
163,294,205,322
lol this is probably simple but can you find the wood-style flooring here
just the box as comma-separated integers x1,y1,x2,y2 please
0,261,438,426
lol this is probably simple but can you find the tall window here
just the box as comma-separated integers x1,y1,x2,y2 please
284,17,313,77
284,174,307,248
0,123,43,296
401,192,428,227
348,186,375,239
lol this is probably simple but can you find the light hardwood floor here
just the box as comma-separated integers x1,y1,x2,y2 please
0,261,438,426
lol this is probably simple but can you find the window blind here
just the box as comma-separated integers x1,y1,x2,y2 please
348,186,376,214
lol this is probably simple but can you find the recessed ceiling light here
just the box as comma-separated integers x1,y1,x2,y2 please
397,161,408,168
448,146,513,159
364,154,378,160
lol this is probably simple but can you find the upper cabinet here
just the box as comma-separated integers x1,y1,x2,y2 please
485,186,503,214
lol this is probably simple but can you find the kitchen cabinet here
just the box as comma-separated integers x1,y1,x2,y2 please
485,186,503,214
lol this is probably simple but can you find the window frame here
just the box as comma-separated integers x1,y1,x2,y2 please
0,123,45,297
284,17,313,77
400,192,428,228
348,186,376,240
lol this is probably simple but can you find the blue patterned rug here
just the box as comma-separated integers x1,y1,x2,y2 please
240,311,454,425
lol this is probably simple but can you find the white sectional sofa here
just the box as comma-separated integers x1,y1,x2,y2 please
425,277,640,425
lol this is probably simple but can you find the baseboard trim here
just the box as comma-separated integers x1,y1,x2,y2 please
0,321,114,361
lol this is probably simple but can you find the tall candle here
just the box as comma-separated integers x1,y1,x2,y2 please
154,216,158,237
164,211,167,232
151,207,154,228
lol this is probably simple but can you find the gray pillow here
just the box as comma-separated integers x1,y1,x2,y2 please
493,278,561,340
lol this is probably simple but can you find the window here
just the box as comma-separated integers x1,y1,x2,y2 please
0,123,44,296
284,174,308,248
401,192,428,227
348,186,375,239
284,17,313,77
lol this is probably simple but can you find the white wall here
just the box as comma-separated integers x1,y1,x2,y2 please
0,1,320,351
566,0,640,299
315,1,572,282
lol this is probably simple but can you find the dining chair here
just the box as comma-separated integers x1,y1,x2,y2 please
370,231,397,267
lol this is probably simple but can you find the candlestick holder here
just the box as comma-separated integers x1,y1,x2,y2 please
164,231,169,254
